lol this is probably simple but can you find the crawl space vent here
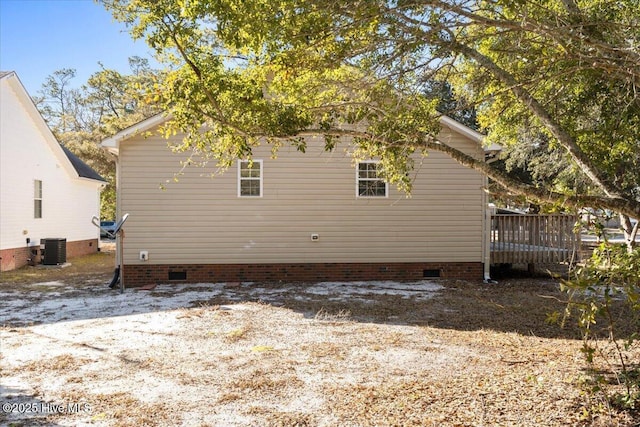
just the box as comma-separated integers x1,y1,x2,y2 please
423,269,441,278
168,271,187,281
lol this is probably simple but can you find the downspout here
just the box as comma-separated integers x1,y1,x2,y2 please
483,146,500,284
483,201,495,283
114,153,122,280
482,169,497,283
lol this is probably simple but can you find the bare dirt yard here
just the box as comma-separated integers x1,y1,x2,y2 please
0,252,638,426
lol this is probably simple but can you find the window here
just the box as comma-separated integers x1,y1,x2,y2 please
34,179,43,218
357,161,387,197
238,160,262,197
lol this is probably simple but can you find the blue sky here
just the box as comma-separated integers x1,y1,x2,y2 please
0,0,157,95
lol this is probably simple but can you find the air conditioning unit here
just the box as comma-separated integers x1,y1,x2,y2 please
41,238,67,265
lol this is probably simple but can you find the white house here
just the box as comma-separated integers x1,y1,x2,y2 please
0,71,105,272
102,113,498,286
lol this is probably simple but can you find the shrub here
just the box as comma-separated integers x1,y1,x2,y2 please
562,243,640,412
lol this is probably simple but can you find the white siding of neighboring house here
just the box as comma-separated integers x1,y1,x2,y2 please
115,123,486,266
0,73,102,254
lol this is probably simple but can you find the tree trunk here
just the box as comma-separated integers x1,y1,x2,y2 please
619,213,638,253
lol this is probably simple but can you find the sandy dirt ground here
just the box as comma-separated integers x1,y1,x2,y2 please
0,257,637,426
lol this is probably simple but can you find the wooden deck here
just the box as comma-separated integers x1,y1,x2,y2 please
490,214,580,264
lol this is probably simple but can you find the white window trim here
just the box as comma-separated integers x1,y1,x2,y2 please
34,179,43,218
356,161,388,198
237,159,263,198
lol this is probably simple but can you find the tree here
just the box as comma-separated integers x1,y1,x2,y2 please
34,68,80,134
490,131,595,212
36,58,163,219
423,80,478,130
99,0,640,249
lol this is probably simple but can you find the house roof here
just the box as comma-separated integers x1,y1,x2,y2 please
1,71,105,183
60,145,105,181
101,113,170,155
102,112,502,156
439,115,502,152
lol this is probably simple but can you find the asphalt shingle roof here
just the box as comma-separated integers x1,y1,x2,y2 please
60,145,106,182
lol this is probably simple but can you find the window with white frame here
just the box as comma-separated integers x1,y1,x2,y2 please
238,160,262,197
357,161,387,197
34,179,43,218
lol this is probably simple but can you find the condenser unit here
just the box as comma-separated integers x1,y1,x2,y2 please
41,238,67,265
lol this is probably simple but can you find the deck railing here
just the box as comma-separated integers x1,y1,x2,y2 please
490,214,580,264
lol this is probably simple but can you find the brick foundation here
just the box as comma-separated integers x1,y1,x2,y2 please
0,238,99,272
0,246,31,272
123,261,484,286
65,239,99,259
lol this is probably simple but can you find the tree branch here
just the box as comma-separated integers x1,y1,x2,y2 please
440,36,625,200
160,16,254,140
419,135,640,218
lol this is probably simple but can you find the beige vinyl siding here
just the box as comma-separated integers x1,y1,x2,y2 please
118,127,485,265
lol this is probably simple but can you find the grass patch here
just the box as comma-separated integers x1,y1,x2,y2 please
0,252,114,287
